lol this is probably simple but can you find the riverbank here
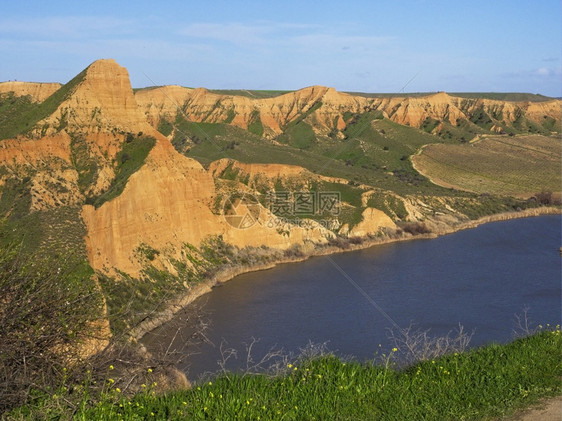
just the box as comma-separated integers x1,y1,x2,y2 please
132,206,560,341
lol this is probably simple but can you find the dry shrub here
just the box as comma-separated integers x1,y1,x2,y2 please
399,222,432,235
0,244,208,415
0,244,105,413
388,324,473,366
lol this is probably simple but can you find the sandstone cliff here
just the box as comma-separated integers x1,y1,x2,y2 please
0,81,61,102
1,58,559,281
34,59,153,137
81,136,337,277
136,86,561,139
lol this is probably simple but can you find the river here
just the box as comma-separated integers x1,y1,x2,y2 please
142,215,561,380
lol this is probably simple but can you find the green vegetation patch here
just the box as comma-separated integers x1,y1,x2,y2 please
99,236,240,334
276,101,323,149
450,195,539,220
0,176,32,221
0,68,87,141
92,135,156,207
70,135,99,195
247,110,264,137
157,118,173,136
0,93,36,140
367,192,408,220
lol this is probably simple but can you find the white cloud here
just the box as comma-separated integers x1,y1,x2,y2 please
179,23,272,44
0,16,135,39
177,21,391,52
535,66,561,77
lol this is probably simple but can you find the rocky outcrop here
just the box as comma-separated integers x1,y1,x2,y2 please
134,85,194,126
347,208,396,237
36,59,152,136
82,136,333,277
137,86,561,137
0,132,71,167
0,81,61,102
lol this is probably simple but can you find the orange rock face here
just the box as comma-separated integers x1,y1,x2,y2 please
0,132,71,166
81,138,333,276
0,81,61,102
137,87,561,136
2,58,560,278
37,59,152,136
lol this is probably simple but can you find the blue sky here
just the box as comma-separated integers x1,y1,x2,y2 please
1,0,560,96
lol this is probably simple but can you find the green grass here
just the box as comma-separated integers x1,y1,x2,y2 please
449,195,539,220
98,237,240,334
367,192,408,220
98,267,189,334
0,93,37,139
92,135,156,207
157,119,173,136
247,110,264,137
0,68,87,140
16,328,561,420
179,116,458,197
70,134,100,195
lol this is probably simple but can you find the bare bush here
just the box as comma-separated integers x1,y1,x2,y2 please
216,338,290,379
388,323,473,366
399,222,432,235
534,191,553,205
512,306,539,338
0,244,105,413
214,339,331,381
0,243,210,415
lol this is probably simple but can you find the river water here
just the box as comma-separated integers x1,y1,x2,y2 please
143,215,561,380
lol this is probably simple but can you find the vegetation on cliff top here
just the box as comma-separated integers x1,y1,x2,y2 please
0,68,87,141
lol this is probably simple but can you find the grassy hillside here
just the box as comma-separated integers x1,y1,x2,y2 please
10,328,561,420
0,69,87,141
169,114,460,196
412,135,561,197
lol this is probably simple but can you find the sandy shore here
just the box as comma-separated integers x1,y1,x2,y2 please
132,206,560,340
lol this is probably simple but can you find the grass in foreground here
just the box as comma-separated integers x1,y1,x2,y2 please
11,328,561,420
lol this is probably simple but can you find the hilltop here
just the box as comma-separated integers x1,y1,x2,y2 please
0,59,560,338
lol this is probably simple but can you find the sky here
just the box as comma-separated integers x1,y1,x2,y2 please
1,0,560,96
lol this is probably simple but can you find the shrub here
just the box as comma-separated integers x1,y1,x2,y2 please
534,191,553,205
0,244,105,413
399,221,432,235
